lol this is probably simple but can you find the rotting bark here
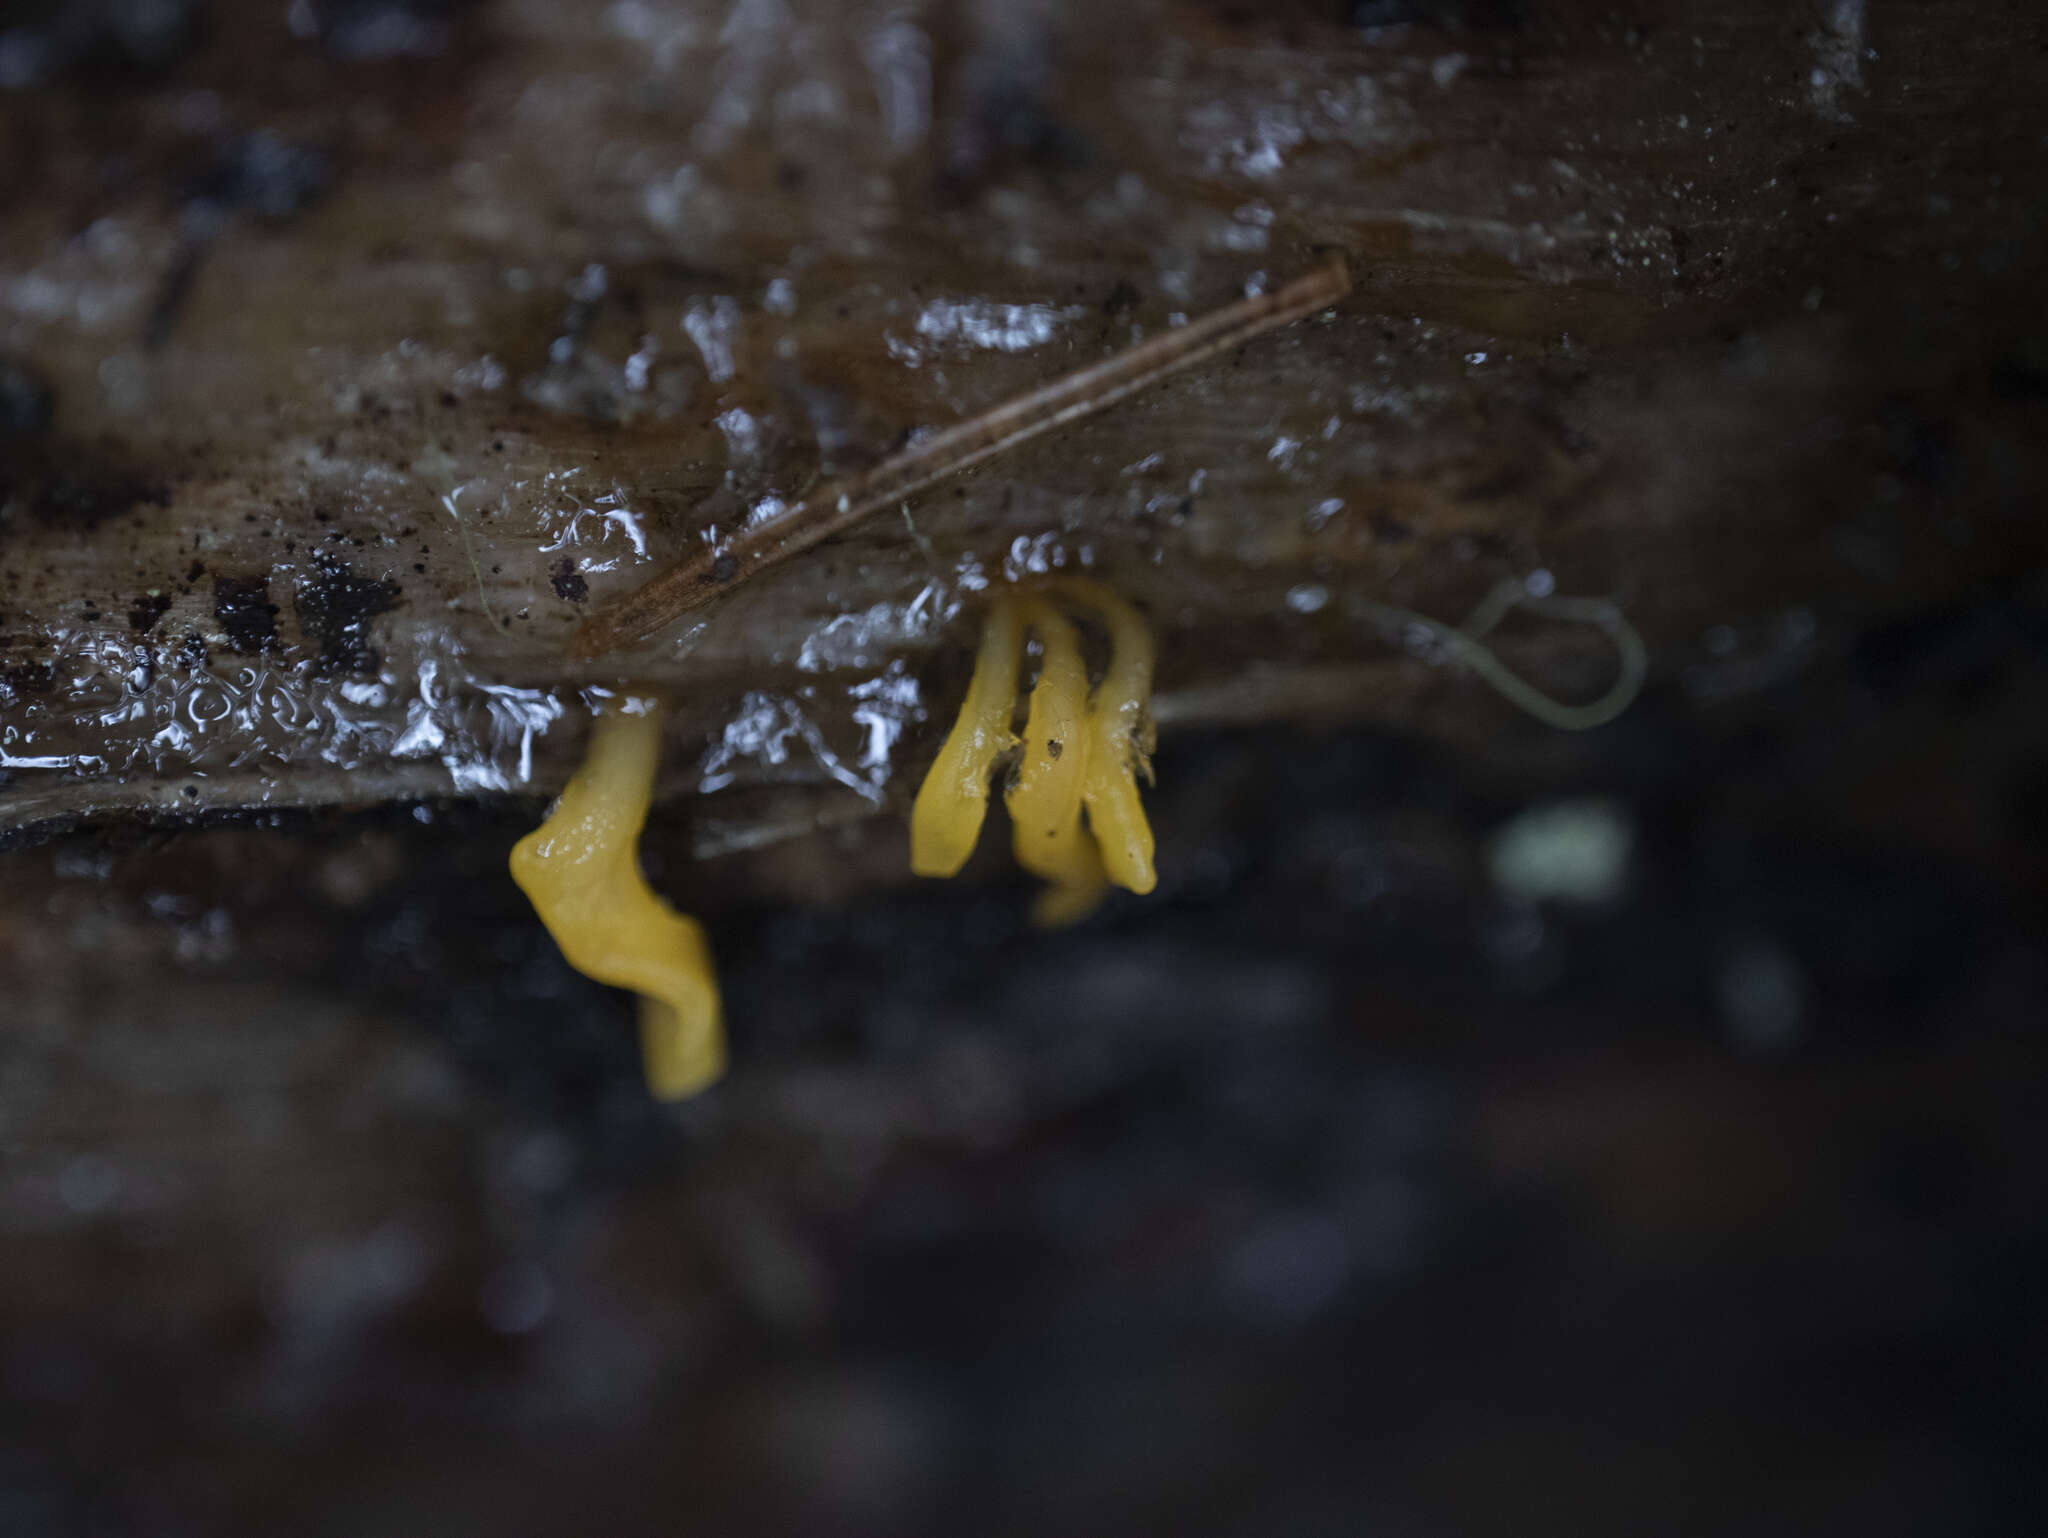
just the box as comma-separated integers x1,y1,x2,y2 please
1,0,2044,857
564,260,1353,656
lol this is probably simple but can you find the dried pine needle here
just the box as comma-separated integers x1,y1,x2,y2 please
567,259,1351,659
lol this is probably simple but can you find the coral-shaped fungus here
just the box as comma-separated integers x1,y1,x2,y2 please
511,693,725,1099
913,578,1157,926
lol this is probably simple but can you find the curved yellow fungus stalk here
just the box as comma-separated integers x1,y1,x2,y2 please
913,580,1158,926
1055,577,1158,897
910,597,1022,877
510,695,725,1100
1006,599,1109,927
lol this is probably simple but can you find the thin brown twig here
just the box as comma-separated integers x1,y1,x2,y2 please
564,258,1353,659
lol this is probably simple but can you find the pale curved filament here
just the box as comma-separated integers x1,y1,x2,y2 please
1358,577,1647,732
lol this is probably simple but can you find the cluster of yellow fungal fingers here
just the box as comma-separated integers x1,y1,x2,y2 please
510,694,725,1100
912,578,1158,927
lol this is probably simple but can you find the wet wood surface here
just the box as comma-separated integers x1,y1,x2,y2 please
2,0,2041,853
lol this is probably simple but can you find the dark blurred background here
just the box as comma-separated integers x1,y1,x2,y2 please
2,1,2046,1534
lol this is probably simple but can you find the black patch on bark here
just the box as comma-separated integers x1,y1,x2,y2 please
294,556,401,675
213,574,280,655
550,558,588,604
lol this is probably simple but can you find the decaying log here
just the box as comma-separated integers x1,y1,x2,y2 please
3,0,2045,855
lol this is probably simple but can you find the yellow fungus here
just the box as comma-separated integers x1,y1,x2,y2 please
1006,599,1110,926
910,598,1022,878
912,580,1158,926
1056,577,1157,897
510,694,725,1100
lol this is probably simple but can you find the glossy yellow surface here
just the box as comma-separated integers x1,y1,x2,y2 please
1057,577,1157,898
912,581,1158,926
910,598,1022,878
1006,599,1109,927
510,695,725,1099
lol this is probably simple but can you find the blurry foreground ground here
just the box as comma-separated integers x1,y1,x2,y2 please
4,620,2046,1533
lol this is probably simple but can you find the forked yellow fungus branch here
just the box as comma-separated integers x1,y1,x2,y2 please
913,580,1158,927
510,694,725,1100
